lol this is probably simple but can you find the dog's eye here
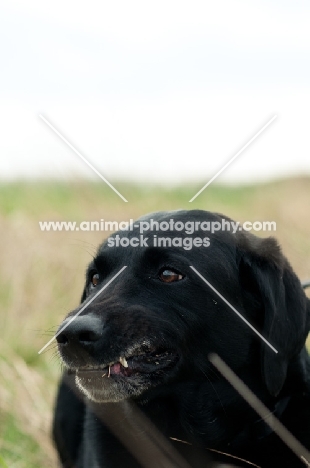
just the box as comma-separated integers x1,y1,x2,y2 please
159,269,184,283
90,273,100,287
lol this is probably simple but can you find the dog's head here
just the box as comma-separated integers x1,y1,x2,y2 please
56,210,310,403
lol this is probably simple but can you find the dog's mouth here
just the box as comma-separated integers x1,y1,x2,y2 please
75,348,179,378
71,346,180,403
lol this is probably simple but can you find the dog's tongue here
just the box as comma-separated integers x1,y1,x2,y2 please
110,363,122,375
109,359,159,377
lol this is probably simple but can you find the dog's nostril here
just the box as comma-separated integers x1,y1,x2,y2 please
78,330,100,343
56,332,69,345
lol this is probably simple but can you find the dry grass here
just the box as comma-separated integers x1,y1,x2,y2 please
0,177,309,467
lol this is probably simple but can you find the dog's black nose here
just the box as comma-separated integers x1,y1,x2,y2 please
56,315,102,346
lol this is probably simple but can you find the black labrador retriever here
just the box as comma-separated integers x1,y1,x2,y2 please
53,210,310,468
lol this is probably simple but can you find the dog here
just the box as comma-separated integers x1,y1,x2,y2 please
53,210,310,468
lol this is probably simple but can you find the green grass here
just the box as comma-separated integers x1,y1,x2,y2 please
1,177,310,467
0,455,9,468
0,415,43,468
0,179,261,218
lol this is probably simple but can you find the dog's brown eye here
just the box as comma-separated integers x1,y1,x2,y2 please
159,269,184,283
91,273,100,287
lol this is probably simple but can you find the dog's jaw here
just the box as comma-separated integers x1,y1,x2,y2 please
75,370,151,403
71,345,180,403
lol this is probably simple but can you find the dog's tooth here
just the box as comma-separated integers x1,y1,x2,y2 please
120,356,128,368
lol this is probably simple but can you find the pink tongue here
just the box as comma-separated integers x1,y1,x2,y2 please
110,363,121,375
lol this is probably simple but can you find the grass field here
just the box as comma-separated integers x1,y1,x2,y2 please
0,177,310,467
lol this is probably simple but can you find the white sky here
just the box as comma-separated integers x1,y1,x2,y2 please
1,0,310,185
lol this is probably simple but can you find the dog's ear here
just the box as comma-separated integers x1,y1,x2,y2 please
237,234,309,397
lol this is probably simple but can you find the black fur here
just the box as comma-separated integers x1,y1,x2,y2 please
53,210,310,468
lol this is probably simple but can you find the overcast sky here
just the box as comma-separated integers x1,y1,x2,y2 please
1,0,310,185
